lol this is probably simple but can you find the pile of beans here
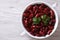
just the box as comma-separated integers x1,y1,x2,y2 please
22,3,56,36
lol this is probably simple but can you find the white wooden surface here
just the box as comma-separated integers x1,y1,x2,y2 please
0,0,60,40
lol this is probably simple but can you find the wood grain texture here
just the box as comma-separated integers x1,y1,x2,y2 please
0,0,60,40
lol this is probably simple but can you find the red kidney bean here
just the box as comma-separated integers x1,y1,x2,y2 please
50,10,54,19
30,31,35,36
49,19,55,26
40,22,44,27
35,25,40,29
23,13,27,17
48,26,54,30
49,20,52,25
39,30,45,36
47,30,52,35
50,10,54,16
40,28,43,31
44,27,48,33
23,19,28,27
31,29,35,33
35,13,39,17
29,18,32,23
34,10,38,14
43,7,50,14
39,6,43,13
31,25,36,29
36,34,40,36
40,3,47,8
29,13,33,18
23,13,29,17
52,19,56,22
42,27,45,30
24,20,27,24
26,28,31,32
33,5,38,12
29,10,33,14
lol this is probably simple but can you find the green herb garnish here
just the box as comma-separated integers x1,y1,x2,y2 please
33,17,41,24
41,15,50,25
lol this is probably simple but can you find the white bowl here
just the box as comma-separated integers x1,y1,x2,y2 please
21,1,58,39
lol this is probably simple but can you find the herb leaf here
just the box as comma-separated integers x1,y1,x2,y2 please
41,15,50,25
33,17,41,24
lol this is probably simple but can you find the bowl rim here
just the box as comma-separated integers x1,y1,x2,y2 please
21,1,58,39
